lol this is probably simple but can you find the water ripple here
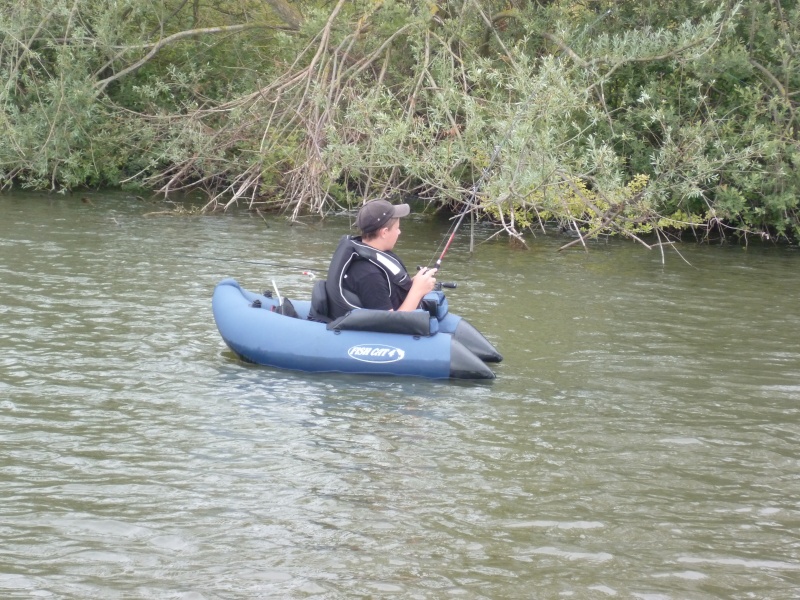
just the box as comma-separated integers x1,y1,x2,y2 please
2,195,800,598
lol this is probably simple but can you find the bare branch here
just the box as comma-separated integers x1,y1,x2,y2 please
94,24,270,92
540,32,589,68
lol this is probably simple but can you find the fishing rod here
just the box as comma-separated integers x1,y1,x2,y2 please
432,144,503,271
428,9,613,272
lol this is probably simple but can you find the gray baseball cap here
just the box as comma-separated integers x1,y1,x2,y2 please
356,200,410,234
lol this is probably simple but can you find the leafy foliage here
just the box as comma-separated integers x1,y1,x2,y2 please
1,0,799,244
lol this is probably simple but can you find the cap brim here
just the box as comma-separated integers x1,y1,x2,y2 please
392,204,411,218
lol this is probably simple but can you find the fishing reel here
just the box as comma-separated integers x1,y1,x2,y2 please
417,265,456,290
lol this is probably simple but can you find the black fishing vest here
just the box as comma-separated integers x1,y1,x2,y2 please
324,235,412,320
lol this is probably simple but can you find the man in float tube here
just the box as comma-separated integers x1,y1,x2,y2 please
322,199,438,320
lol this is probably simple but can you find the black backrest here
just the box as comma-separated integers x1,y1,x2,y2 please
308,279,332,323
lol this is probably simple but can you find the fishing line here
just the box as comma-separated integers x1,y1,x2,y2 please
182,254,285,268
179,253,321,278
428,8,613,271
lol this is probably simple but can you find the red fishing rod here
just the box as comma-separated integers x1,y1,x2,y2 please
434,209,470,270
429,143,503,273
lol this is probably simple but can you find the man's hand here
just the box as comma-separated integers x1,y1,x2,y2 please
396,267,438,312
412,267,438,294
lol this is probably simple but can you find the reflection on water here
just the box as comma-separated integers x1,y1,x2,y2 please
1,192,799,598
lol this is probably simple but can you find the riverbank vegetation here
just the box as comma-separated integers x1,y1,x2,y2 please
1,1,798,245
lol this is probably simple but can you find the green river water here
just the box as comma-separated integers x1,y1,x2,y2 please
1,191,799,599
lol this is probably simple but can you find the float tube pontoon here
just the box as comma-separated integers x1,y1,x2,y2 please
212,279,501,380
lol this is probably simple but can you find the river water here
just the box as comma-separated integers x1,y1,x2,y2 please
1,191,799,599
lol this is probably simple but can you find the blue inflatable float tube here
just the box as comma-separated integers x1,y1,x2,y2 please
212,279,499,380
